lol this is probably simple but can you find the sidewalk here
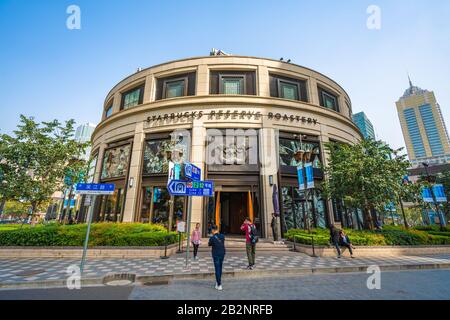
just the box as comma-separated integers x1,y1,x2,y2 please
1,251,450,289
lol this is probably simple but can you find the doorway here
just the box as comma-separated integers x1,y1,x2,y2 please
219,192,248,235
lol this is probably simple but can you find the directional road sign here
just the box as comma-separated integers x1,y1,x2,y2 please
167,180,213,197
75,183,115,195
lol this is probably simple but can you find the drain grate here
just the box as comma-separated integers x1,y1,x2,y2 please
103,273,136,286
15,269,46,277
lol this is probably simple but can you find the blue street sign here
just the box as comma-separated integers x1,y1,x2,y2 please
168,180,214,197
183,162,201,181
75,183,115,195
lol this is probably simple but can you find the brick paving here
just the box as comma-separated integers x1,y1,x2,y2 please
0,251,450,284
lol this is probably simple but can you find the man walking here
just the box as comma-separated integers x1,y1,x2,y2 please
241,217,258,270
208,225,225,291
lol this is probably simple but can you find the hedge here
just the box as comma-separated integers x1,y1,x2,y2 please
0,223,178,247
285,227,450,246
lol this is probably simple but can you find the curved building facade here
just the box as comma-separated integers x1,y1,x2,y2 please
88,55,362,238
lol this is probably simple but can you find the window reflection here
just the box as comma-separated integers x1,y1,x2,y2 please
143,136,189,175
281,186,327,233
279,138,321,168
152,187,171,229
101,145,131,180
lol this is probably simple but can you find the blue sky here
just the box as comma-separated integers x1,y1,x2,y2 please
0,0,449,151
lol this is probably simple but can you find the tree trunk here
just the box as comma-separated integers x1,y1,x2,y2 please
0,199,5,217
363,205,374,230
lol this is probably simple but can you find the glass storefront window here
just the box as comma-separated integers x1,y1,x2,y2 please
279,138,321,168
97,187,125,222
222,77,243,94
143,136,189,175
152,187,171,228
281,186,327,233
101,145,131,180
139,187,152,223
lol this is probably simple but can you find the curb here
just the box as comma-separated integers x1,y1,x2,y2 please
1,262,450,290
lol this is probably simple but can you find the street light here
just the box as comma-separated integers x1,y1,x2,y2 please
422,162,445,230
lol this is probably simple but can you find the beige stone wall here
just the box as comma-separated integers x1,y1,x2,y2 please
91,56,362,238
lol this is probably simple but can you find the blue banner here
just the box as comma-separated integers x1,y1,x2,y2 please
297,165,305,190
305,162,315,189
422,188,434,203
433,184,447,203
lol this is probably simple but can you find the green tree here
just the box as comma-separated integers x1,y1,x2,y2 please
323,139,411,230
0,115,89,221
436,170,450,222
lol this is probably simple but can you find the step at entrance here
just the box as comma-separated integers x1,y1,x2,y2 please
185,238,292,252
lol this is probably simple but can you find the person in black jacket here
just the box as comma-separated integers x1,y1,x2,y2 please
329,225,342,258
208,225,226,291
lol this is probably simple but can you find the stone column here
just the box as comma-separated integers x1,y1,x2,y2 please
257,65,270,97
308,78,320,106
319,124,334,227
122,122,146,222
260,121,280,239
143,74,155,103
189,118,207,230
112,92,122,114
196,65,209,96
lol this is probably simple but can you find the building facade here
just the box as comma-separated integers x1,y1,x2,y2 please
396,78,450,168
352,111,375,140
89,55,362,238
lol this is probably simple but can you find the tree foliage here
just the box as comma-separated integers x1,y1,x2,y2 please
0,115,89,217
323,139,413,229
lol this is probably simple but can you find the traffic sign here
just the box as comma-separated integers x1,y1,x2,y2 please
75,183,115,195
167,180,214,197
182,162,201,181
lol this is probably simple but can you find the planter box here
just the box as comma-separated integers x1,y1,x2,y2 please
0,244,178,259
286,241,450,257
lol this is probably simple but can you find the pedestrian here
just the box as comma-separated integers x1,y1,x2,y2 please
191,223,202,260
339,230,355,258
241,217,258,270
329,225,342,258
271,213,279,242
208,225,225,291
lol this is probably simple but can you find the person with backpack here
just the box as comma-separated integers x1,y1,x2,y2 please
241,217,258,270
208,225,226,291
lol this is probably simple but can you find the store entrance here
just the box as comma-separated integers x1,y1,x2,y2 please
219,192,249,235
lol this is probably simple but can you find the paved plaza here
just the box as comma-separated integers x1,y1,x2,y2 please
0,251,450,286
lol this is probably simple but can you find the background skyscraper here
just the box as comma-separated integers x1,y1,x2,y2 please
74,123,96,161
352,111,376,140
396,78,450,168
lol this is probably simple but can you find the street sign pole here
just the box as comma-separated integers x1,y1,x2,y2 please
184,196,192,269
80,195,95,275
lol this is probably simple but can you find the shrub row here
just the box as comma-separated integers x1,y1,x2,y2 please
0,223,178,247
285,227,450,246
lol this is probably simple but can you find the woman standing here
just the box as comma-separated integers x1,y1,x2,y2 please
191,223,202,260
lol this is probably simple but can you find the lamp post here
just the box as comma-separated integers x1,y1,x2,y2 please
422,162,445,230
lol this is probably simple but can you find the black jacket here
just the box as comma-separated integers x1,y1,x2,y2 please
208,233,226,257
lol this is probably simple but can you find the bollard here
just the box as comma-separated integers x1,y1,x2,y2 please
311,235,317,258
176,232,183,254
160,235,170,260
290,236,297,252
